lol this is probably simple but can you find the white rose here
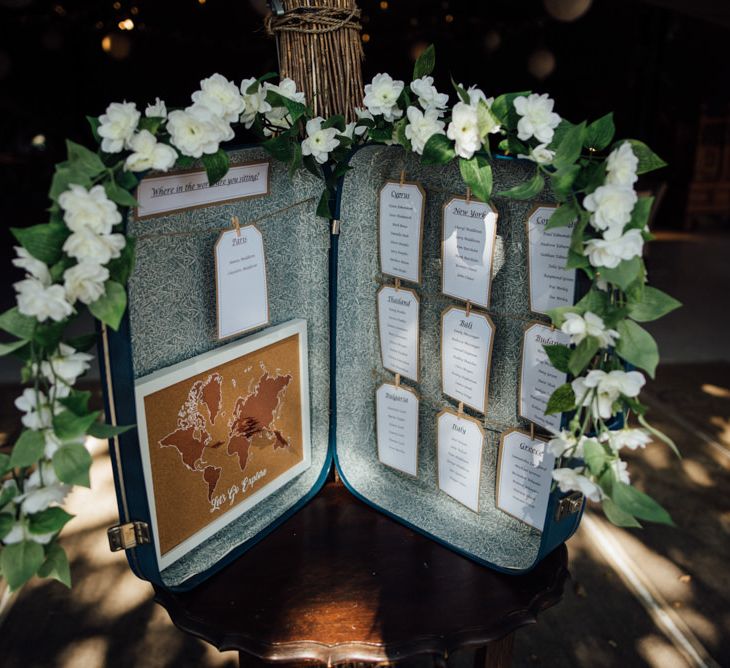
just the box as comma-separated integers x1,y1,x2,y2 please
446,101,481,159
518,142,555,165
63,228,125,265
14,278,73,323
124,130,178,172
410,76,449,114
14,388,58,430
606,428,651,451
600,369,646,398
513,93,561,144
552,467,602,501
145,97,167,118
405,106,446,155
363,73,404,122
97,101,140,153
265,77,306,105
584,228,643,269
548,430,587,458
192,73,245,123
560,311,619,348
342,121,357,140
19,463,71,515
58,184,122,235
572,369,645,419
43,430,62,459
611,459,631,484
301,117,340,165
40,342,93,390
3,518,55,545
262,78,306,136
63,261,109,305
12,246,51,286
583,183,637,239
606,142,638,187
167,105,229,158
240,77,272,129
354,107,374,136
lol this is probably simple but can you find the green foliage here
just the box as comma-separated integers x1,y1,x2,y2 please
0,514,12,540
612,482,673,525
59,389,92,416
87,421,135,439
0,339,28,357
543,344,571,374
616,319,659,378
568,336,600,376
10,429,46,468
0,308,38,340
550,165,580,201
553,121,586,170
28,507,74,535
628,285,681,322
88,280,127,331
413,44,435,79
104,180,139,208
583,439,608,476
201,148,230,185
265,89,307,123
106,237,136,286
545,383,576,415
66,140,106,177
0,453,10,477
490,91,530,126
638,413,681,458
316,188,333,219
421,133,456,165
584,113,615,151
245,71,278,94
626,196,654,231
625,139,667,174
602,496,642,528
37,542,71,588
53,443,92,487
394,118,412,151
497,170,544,200
1,541,45,591
544,201,578,231
459,156,493,202
11,223,69,266
263,134,295,162
598,257,643,290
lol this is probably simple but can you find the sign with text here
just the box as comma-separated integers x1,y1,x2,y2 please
379,180,425,284
377,285,420,382
437,409,484,512
376,382,419,476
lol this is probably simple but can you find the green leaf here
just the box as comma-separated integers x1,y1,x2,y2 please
52,409,100,441
625,139,667,174
265,90,307,122
575,159,607,193
450,76,470,104
37,542,71,588
86,115,101,143
612,482,673,525
628,285,681,323
549,119,576,150
585,113,615,151
245,71,278,94
544,201,578,231
569,336,601,376
11,223,69,265
49,165,92,202
53,443,92,487
28,507,74,535
34,319,69,352
49,256,75,284
10,429,46,468
638,413,681,458
322,114,346,132
550,164,580,200
0,480,18,508
626,196,654,231
543,344,571,373
553,121,586,170
288,141,303,177
316,189,333,219
476,99,500,140
368,127,393,143
262,134,294,163
87,422,135,439
394,118,412,151
0,513,13,540
583,439,608,476
0,308,37,340
0,453,10,477
117,169,139,192
597,257,643,290
66,333,97,352
106,237,136,286
546,306,579,328
602,496,641,527
59,390,91,416
201,148,230,186
88,280,127,331
421,133,456,165
616,319,659,378
575,288,610,319
497,170,544,200
413,43,435,79
491,91,531,125
138,116,163,135
1,540,45,591
66,140,106,177
302,155,323,180
175,154,196,169
459,156,493,203
0,339,28,356
545,383,576,415
104,179,139,208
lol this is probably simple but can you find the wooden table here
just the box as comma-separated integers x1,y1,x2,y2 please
154,483,569,667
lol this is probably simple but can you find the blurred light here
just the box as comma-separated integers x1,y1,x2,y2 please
31,134,46,149
527,48,556,80
702,383,730,398
53,4,66,15
95,20,104,29
444,13,454,23
198,0,207,4
361,33,370,43
118,18,134,30
410,41,428,62
101,35,112,52
101,33,131,59
130,5,139,15
379,1,388,9
112,1,121,8
543,0,592,22
483,29,501,53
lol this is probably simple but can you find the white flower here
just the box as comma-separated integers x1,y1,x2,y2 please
606,428,652,451
265,77,306,105
1,480,18,511
552,467,602,501
43,430,62,459
301,117,340,165
354,107,374,136
363,73,404,122
583,183,638,239
18,463,71,515
513,93,561,144
342,121,357,140
63,261,109,305
3,519,55,545
606,142,638,187
13,246,51,286
240,77,272,128
58,184,122,235
572,369,646,419
63,228,125,265
14,279,73,323
40,342,93,390
97,101,140,153
192,73,245,124
519,143,555,165
560,311,619,348
145,97,167,118
262,78,306,136
446,101,481,159
124,130,178,172
548,430,586,458
14,388,58,430
584,228,644,269
405,106,446,155
410,76,449,114
167,104,231,158
611,458,631,484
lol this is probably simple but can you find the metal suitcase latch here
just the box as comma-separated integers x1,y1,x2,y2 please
107,521,151,552
555,492,584,522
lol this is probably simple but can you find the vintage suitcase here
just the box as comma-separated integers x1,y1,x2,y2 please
101,143,585,591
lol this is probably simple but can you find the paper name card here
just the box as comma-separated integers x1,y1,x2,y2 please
377,285,420,381
376,382,419,476
379,180,425,284
215,226,269,339
441,197,498,308
519,323,571,433
527,205,577,314
441,306,495,414
136,160,270,219
437,410,484,512
496,430,555,532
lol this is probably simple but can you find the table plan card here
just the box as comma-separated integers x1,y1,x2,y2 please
437,410,484,512
496,430,555,532
215,225,269,339
379,181,425,284
519,323,571,433
377,285,420,381
441,197,498,308
526,205,577,314
441,306,495,414
376,382,419,476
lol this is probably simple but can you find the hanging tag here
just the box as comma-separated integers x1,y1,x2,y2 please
215,223,269,339
437,409,484,513
377,285,420,382
376,381,419,476
379,179,425,284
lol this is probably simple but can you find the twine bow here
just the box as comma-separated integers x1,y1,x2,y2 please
265,5,362,36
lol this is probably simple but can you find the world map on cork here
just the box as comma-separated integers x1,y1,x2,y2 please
141,333,306,558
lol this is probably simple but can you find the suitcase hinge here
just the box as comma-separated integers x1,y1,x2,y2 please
555,492,583,522
107,521,151,552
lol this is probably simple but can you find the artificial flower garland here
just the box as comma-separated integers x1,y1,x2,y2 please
0,45,681,592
